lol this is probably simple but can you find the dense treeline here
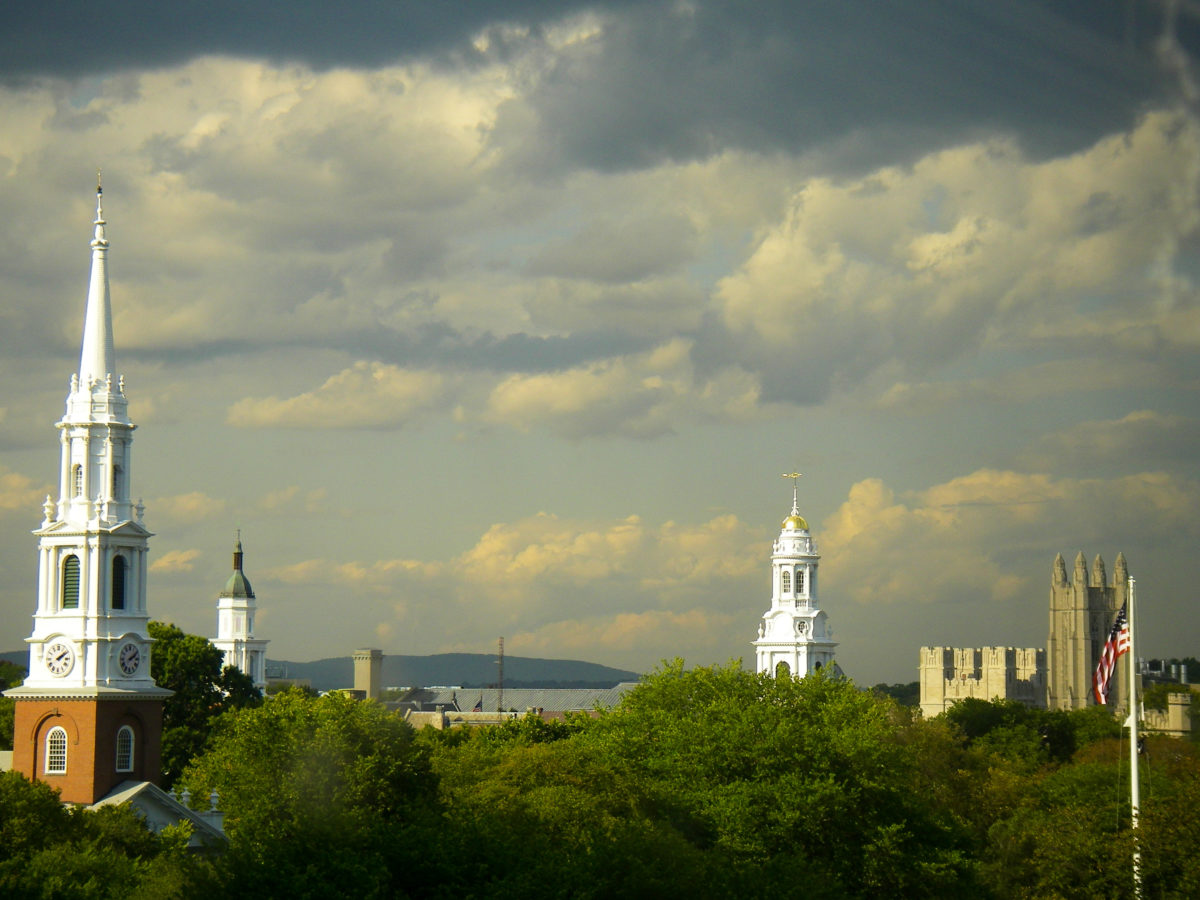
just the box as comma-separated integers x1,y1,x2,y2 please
2,662,1198,898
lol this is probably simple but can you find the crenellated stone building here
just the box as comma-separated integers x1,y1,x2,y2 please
919,550,1130,718
919,646,1046,718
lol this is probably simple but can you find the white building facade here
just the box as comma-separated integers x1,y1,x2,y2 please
212,538,268,690
753,488,836,677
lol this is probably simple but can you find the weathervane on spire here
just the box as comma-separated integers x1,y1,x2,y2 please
92,169,107,244
781,471,803,513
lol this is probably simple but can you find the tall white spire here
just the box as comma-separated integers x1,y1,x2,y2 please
78,173,116,389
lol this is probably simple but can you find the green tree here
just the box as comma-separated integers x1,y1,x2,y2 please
578,661,973,898
420,708,721,899
180,689,436,898
0,771,214,899
148,621,261,784
0,659,25,751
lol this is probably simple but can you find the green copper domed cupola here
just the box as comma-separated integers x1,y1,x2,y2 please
222,537,255,598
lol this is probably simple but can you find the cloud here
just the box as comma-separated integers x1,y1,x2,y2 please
247,509,762,668
495,1,1172,174
0,466,48,512
150,491,228,525
1017,410,1200,473
257,486,327,515
525,212,698,283
872,359,1169,414
228,361,452,428
712,110,1200,403
150,548,201,573
821,469,1200,614
483,338,765,437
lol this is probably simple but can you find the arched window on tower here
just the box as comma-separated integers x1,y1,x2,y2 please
72,464,83,497
781,570,791,594
115,726,134,773
796,569,805,595
46,727,67,774
62,556,80,609
111,556,126,610
112,464,123,499
775,660,791,679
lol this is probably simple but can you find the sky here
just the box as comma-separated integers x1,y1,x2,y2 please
1,0,1198,685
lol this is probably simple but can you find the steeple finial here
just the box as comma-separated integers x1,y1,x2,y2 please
79,175,115,389
782,472,803,515
233,531,244,571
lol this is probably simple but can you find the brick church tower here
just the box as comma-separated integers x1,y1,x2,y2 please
4,183,170,803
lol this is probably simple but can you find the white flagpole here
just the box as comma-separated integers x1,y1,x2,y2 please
1128,576,1141,898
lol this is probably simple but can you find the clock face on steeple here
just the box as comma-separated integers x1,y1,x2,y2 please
45,642,75,677
118,642,141,676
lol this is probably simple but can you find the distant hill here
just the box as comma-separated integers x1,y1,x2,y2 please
2,650,639,693
268,653,640,693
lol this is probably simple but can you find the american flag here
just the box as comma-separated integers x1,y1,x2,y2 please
1093,602,1131,705
472,696,483,712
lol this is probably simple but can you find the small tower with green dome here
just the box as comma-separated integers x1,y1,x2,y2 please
212,534,269,690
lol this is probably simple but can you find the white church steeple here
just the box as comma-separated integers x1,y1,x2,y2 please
753,474,836,677
20,180,159,692
5,181,169,805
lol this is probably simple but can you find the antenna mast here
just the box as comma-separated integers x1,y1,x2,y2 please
497,636,504,714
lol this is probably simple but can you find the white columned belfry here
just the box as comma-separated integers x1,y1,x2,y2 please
213,536,268,690
753,476,836,677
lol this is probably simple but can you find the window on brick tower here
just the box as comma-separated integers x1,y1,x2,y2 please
115,726,134,772
62,555,80,609
46,727,67,774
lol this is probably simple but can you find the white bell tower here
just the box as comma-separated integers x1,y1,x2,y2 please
213,535,269,690
753,474,836,677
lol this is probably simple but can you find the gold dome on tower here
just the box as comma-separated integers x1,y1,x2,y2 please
782,513,808,530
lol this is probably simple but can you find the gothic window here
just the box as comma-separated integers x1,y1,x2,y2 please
781,570,791,594
115,726,134,772
72,464,83,497
111,555,126,610
796,569,805,595
46,727,67,774
62,556,80,609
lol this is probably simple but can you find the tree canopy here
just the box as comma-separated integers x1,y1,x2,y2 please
147,621,262,785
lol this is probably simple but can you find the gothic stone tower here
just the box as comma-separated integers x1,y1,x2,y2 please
212,536,269,690
4,185,170,803
1046,550,1129,711
753,483,836,677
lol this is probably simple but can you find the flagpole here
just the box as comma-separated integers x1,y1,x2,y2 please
1128,576,1141,898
